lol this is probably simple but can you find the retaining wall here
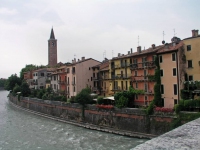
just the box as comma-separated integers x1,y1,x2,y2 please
9,96,175,136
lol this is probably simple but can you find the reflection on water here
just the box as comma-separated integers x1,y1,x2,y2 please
0,91,147,150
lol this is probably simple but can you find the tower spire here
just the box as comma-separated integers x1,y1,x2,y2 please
50,27,55,39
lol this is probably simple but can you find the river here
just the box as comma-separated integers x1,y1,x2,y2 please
0,90,147,150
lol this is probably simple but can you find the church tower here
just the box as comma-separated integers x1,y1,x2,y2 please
48,28,57,67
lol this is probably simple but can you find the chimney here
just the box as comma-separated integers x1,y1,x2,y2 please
152,44,155,49
192,29,199,37
137,46,141,53
165,43,169,49
82,57,85,60
118,53,121,57
128,51,130,54
130,48,132,53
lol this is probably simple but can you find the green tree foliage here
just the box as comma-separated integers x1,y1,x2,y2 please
13,84,21,94
97,96,104,104
20,82,31,97
146,101,155,115
0,78,7,88
75,88,92,120
153,56,162,107
115,95,128,109
5,74,21,91
75,88,92,105
20,64,37,80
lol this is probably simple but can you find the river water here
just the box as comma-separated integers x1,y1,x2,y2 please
0,90,147,150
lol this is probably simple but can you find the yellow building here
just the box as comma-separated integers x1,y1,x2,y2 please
183,29,200,81
109,53,132,95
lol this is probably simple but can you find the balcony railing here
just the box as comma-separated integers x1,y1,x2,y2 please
57,80,66,84
112,86,121,91
72,81,76,85
101,75,109,80
111,74,131,80
120,63,129,68
130,61,156,70
131,75,155,82
92,87,99,91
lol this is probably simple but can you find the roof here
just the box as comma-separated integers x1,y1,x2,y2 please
157,42,184,54
73,58,101,65
111,45,164,60
183,35,200,40
50,28,55,39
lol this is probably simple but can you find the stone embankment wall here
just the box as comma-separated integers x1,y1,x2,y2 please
9,96,175,136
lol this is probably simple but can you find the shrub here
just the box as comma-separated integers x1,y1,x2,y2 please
97,96,104,105
146,101,155,115
115,96,128,109
175,104,181,114
42,94,48,100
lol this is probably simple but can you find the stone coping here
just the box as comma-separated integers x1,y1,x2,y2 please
132,117,200,150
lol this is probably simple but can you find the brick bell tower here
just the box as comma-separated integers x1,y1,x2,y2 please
48,27,57,67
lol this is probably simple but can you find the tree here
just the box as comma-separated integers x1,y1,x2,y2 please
20,64,37,80
115,95,129,109
13,84,21,94
5,74,21,91
21,82,31,97
75,88,92,120
0,78,7,88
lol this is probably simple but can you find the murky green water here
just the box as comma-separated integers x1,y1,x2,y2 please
0,90,147,150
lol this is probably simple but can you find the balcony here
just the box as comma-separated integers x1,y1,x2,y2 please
130,61,156,70
65,90,70,95
92,87,99,91
72,81,76,85
93,76,100,81
57,80,66,84
112,86,121,91
131,75,155,82
101,75,109,80
111,74,131,80
120,63,129,68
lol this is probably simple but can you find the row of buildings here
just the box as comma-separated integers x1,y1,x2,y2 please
24,29,200,108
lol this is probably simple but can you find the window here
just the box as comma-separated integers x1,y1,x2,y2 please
144,70,147,79
73,86,75,92
174,99,178,105
174,84,177,95
188,75,193,81
89,67,90,70
145,96,147,101
67,68,70,73
136,82,138,88
93,73,95,77
152,55,156,61
173,68,176,76
135,71,137,76
160,69,163,77
187,45,191,51
172,53,176,61
135,94,138,99
161,98,164,107
188,60,193,68
36,73,38,76
159,55,162,63
161,84,164,94
91,77,92,81
144,83,147,92
54,84,56,89
54,76,56,80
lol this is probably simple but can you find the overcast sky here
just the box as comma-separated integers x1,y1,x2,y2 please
0,0,200,78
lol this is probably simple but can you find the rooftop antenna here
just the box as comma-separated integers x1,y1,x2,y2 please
173,29,177,37
138,36,139,46
162,31,166,44
103,50,106,59
163,31,165,40
112,50,114,58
